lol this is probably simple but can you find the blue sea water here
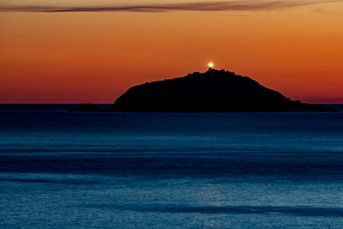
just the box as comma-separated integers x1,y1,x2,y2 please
0,105,343,228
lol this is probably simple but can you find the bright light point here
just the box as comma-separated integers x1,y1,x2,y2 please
209,62,214,68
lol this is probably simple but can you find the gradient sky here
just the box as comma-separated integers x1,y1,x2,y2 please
1,0,343,103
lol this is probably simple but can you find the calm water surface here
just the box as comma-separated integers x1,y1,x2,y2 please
0,106,343,228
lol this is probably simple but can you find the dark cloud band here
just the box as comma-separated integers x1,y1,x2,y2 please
0,1,340,13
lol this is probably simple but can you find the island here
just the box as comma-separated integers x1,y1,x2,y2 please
70,69,336,112
69,103,102,112
105,69,336,112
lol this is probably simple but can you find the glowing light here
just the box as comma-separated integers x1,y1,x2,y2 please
208,62,214,68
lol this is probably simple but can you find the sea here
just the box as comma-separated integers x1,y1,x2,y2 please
1,104,343,229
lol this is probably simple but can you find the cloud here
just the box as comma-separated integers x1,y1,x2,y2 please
0,0,341,13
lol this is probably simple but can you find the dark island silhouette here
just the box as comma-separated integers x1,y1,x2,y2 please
72,68,336,112
107,69,335,112
69,103,102,112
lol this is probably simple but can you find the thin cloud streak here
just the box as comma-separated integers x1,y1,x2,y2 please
0,0,342,13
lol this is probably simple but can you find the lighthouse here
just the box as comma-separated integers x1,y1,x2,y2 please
208,62,213,70
208,62,214,76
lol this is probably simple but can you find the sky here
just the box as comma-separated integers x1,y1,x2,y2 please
1,0,343,104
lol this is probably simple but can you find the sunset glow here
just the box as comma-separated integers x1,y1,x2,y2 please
1,1,343,103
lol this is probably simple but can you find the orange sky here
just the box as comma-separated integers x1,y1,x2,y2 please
1,1,343,103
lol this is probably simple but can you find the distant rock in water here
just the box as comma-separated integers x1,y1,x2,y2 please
69,103,102,112
107,69,336,112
